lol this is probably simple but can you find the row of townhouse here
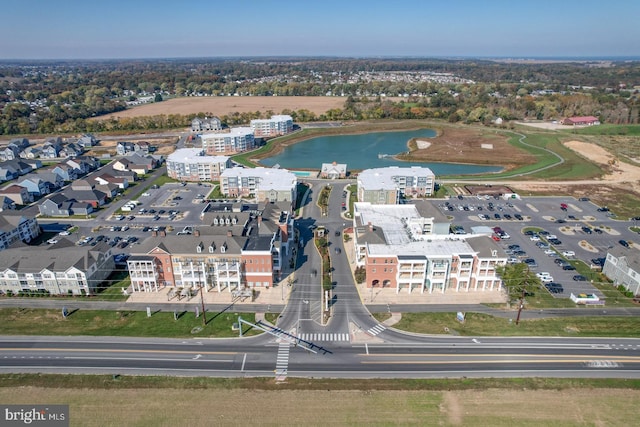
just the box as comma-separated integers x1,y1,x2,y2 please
1,135,94,162
126,201,294,293
0,238,115,296
0,156,100,205
166,148,231,182
351,201,506,294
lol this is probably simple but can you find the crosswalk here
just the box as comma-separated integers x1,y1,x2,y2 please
297,333,350,342
367,324,386,336
275,342,290,380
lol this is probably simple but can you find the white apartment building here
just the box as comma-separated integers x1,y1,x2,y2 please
357,166,435,204
250,115,293,137
166,148,231,182
220,167,297,203
200,127,255,154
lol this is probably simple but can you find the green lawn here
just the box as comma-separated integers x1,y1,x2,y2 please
391,312,640,337
0,308,261,338
564,124,640,136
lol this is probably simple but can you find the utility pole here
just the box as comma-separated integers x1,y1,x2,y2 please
199,282,207,326
515,287,525,325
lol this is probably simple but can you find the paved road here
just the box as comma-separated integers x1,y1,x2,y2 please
2,335,639,379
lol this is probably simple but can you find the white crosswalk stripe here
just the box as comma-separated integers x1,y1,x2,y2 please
297,333,350,342
367,324,386,336
275,342,290,379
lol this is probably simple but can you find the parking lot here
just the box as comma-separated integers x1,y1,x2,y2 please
71,181,216,256
439,195,639,299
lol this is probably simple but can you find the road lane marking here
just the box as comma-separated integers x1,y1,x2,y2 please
62,357,233,362
0,348,236,355
241,353,247,371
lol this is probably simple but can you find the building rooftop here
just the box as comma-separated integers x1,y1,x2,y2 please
221,167,296,192
167,148,229,164
201,127,253,139
358,166,435,190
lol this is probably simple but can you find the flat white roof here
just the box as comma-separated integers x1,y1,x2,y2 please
358,166,435,190
368,238,472,257
201,127,253,139
167,148,229,164
251,115,292,123
221,167,296,191
355,202,422,245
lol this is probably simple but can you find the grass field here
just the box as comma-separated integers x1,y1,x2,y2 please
389,312,640,337
0,308,259,338
1,376,638,426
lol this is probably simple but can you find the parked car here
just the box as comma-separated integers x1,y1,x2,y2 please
619,239,630,248
573,275,588,281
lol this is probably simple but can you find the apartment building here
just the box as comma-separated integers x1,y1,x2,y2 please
0,213,40,251
166,148,231,182
357,166,435,204
220,167,297,203
127,202,294,293
352,202,506,294
0,239,115,295
200,127,255,154
250,115,294,137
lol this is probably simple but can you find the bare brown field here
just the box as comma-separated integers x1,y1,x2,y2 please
398,126,536,169
96,96,346,120
1,386,636,426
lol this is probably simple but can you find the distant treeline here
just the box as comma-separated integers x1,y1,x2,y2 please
1,57,639,135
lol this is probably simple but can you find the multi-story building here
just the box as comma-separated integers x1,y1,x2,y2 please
127,201,294,293
200,127,255,155
220,167,297,203
352,201,506,294
603,248,640,296
166,148,231,182
0,213,40,251
357,166,435,204
0,239,115,295
191,117,222,133
250,115,293,137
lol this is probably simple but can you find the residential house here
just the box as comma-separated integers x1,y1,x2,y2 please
134,141,150,154
60,142,83,158
70,179,95,191
93,173,128,190
191,116,222,132
34,171,64,192
41,139,63,158
0,139,30,161
95,182,118,198
16,176,48,197
0,213,40,251
116,141,135,155
51,164,79,182
20,147,41,159
0,185,33,205
562,116,600,126
21,159,42,170
64,189,107,208
38,194,93,217
76,134,97,148
73,156,100,171
0,196,16,211
0,239,114,295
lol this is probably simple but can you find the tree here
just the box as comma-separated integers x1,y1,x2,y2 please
496,263,539,303
154,93,163,102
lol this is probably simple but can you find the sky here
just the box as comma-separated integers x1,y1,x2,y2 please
1,0,639,60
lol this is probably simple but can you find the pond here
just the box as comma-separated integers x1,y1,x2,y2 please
259,129,502,175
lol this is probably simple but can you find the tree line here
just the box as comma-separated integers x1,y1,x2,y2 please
1,57,639,135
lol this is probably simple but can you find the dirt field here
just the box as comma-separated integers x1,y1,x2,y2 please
1,386,636,426
97,96,347,120
397,126,536,169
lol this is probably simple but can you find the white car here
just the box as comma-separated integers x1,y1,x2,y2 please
530,235,540,241
58,231,70,236
562,250,575,257
547,234,557,239
544,249,555,255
